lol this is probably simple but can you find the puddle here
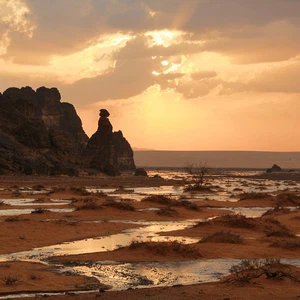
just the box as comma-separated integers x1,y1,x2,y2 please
67,258,300,291
0,290,99,299
209,207,271,218
0,208,74,217
210,206,300,218
19,190,50,195
0,198,71,206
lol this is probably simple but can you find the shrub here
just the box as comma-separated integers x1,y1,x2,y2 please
262,205,291,216
70,187,90,196
215,214,256,229
239,192,270,200
276,192,300,206
200,231,243,244
5,217,20,222
184,162,211,191
226,259,299,284
76,201,102,210
264,218,296,238
1,274,20,285
129,240,201,259
142,195,174,205
32,184,45,190
174,200,199,210
31,208,45,214
49,187,66,194
102,199,135,211
156,207,178,217
270,239,300,249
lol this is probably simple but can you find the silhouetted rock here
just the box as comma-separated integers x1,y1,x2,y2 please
0,86,135,175
85,109,135,175
135,168,148,176
266,164,282,173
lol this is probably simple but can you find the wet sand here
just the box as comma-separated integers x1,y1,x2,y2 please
0,173,299,299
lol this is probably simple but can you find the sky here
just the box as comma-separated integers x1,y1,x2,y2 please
1,0,300,151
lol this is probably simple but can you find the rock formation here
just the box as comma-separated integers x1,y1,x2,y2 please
85,109,135,175
0,86,135,175
266,164,282,173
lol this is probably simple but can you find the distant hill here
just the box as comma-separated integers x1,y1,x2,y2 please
133,150,300,169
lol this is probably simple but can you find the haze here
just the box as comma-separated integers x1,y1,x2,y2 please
1,0,300,151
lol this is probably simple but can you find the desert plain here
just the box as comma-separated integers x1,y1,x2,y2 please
0,170,299,299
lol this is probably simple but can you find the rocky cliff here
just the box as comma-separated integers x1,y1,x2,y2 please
0,86,135,175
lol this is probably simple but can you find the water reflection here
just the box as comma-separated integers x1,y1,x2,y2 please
70,258,300,291
0,220,200,262
0,208,74,217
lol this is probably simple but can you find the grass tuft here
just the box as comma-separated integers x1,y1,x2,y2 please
200,231,243,244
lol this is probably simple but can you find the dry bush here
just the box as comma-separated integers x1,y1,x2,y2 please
156,207,178,217
1,274,21,285
215,214,257,229
200,231,243,244
276,192,300,206
142,195,174,205
129,240,201,259
102,199,135,211
184,184,212,192
193,220,211,227
91,191,107,199
239,192,270,200
5,217,20,222
31,208,45,214
270,239,300,249
31,184,45,190
184,162,211,192
264,218,296,238
76,201,102,210
70,187,90,196
225,259,299,284
262,205,291,216
48,187,66,194
174,200,199,210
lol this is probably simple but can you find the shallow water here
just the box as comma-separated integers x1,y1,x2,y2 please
70,258,300,290
1,198,71,206
1,171,300,295
0,208,74,217
0,220,200,262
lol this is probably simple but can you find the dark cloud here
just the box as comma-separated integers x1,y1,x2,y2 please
113,35,201,61
60,55,161,106
2,0,300,66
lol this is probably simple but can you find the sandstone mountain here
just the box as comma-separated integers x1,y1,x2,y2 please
0,86,135,175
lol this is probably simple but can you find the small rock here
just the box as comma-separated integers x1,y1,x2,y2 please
266,164,282,173
134,168,148,176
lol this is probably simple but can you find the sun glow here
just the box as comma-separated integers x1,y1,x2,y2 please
145,30,185,47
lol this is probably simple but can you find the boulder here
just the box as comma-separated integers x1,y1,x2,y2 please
266,164,282,173
135,168,148,176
